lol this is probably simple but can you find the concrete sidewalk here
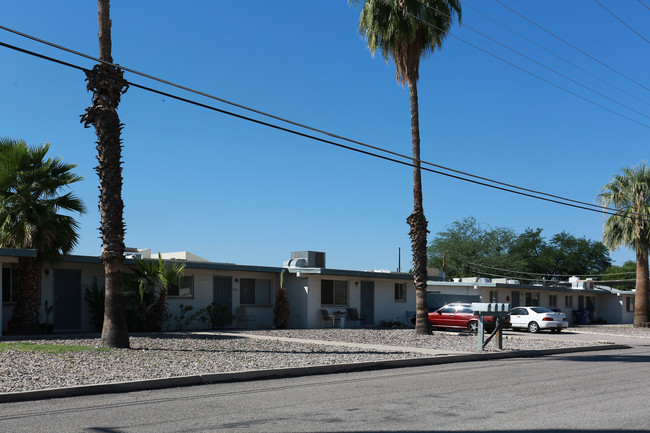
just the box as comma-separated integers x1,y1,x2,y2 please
201,331,475,356
0,331,629,404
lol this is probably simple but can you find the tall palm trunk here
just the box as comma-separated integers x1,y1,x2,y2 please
634,249,649,327
7,257,42,334
81,0,129,348
406,81,432,335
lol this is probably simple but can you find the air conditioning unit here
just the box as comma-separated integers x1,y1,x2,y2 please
290,251,326,268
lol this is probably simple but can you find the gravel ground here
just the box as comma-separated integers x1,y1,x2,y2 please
0,327,632,394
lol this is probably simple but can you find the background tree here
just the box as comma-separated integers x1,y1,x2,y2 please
81,0,130,347
0,138,85,334
427,217,521,278
428,217,611,282
601,260,636,291
351,0,461,334
599,163,650,327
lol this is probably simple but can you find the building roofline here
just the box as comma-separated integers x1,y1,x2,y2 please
0,248,37,258
426,280,633,295
287,267,414,280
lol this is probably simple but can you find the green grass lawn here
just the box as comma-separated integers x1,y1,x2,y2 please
0,342,110,354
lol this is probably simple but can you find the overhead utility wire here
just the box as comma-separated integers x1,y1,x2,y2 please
467,261,636,278
594,0,650,44
494,0,650,93
2,40,641,222
468,267,637,283
639,0,650,11
463,1,650,107
0,26,634,216
415,0,650,121
395,2,650,130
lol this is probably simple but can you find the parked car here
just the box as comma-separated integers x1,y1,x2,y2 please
428,303,502,333
509,306,568,333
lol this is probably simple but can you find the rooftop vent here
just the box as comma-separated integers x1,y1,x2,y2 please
289,251,326,268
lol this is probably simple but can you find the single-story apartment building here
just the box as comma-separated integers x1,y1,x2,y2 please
426,276,635,325
1,249,428,335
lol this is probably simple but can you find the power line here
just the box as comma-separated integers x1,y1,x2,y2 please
494,0,650,93
467,261,636,278
414,0,650,122
1,39,648,222
1,26,640,217
463,1,650,107
594,0,650,44
393,1,650,129
639,0,650,11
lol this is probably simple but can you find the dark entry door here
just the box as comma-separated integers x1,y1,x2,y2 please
213,276,233,312
511,291,520,308
360,280,374,326
54,269,81,329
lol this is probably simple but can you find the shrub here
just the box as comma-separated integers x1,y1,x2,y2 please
194,303,234,330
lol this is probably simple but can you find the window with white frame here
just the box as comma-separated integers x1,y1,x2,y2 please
240,278,271,306
2,267,19,303
565,295,573,308
168,275,194,297
321,279,348,306
548,294,557,307
394,282,406,302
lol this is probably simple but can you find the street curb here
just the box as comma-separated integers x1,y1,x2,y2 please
0,343,628,404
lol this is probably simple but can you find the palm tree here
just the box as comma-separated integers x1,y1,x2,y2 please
599,163,650,327
0,138,85,334
350,0,461,334
126,254,185,331
80,0,130,348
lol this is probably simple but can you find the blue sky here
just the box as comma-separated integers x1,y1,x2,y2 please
0,1,647,271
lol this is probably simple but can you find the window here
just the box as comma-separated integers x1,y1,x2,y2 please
565,295,573,308
321,279,348,306
548,295,557,307
168,275,194,297
394,283,406,302
627,297,634,312
240,278,271,305
525,292,540,306
2,267,19,303
489,291,498,302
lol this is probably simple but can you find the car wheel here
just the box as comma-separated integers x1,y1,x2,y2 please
528,322,540,333
467,321,478,333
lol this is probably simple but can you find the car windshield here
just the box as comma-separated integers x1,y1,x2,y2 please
531,307,554,314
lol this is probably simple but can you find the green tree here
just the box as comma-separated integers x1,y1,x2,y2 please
601,260,636,291
81,0,130,348
544,232,611,277
351,0,461,334
428,218,611,282
125,254,185,332
0,138,85,334
599,163,650,327
428,217,520,279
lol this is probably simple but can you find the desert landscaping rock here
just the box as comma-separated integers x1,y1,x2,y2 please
0,327,639,394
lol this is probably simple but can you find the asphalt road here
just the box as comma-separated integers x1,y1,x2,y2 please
1,337,649,433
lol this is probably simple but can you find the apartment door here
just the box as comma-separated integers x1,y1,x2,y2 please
213,276,233,313
360,280,374,326
54,269,81,330
511,291,520,308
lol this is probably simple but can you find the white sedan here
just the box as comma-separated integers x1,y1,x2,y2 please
509,307,569,333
